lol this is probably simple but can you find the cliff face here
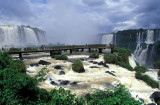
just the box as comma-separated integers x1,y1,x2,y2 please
101,29,160,67
0,25,46,48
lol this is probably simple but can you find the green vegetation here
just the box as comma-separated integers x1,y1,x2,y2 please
89,53,99,59
0,52,143,104
55,55,68,60
50,51,61,58
72,60,85,73
49,87,84,105
134,66,147,73
158,70,160,77
13,60,26,72
135,72,159,88
104,53,117,63
116,61,133,71
9,47,21,52
114,47,131,56
154,61,160,69
85,84,142,105
34,67,48,82
24,47,38,51
104,47,133,71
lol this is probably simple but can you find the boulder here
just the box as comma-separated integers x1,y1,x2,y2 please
98,61,104,65
50,81,58,85
30,63,39,67
103,64,109,68
93,61,98,64
70,82,78,85
59,71,65,75
90,66,99,68
38,60,51,65
150,91,160,104
105,71,116,77
89,61,93,63
46,75,54,81
54,65,62,70
59,80,70,85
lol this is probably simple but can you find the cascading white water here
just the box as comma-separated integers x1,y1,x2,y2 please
134,30,154,66
145,30,154,44
0,25,46,48
101,34,113,45
138,45,149,65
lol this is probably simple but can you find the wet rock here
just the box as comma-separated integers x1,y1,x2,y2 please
59,80,70,85
30,63,39,67
98,61,104,65
103,64,109,68
26,70,34,73
46,75,54,81
150,91,160,104
89,61,93,63
59,71,65,75
105,71,116,77
84,93,91,99
70,82,78,85
38,60,51,65
54,65,62,70
80,58,85,61
90,66,99,68
50,81,58,85
93,61,98,64
111,71,115,73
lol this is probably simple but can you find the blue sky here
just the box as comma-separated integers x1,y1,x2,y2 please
0,0,160,44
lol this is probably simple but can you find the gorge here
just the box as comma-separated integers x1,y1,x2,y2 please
101,29,160,67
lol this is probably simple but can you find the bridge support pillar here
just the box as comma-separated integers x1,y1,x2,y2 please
81,48,84,52
89,48,91,52
19,53,23,60
98,48,102,53
70,49,72,54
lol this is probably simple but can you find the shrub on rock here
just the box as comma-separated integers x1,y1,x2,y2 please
154,61,160,69
50,51,61,58
115,61,133,71
134,66,147,73
72,60,85,73
89,53,99,59
135,72,159,88
104,53,117,63
55,55,68,60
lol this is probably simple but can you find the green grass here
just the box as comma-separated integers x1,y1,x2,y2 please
55,55,68,60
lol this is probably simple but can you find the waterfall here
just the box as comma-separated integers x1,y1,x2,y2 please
101,34,113,45
0,25,46,48
138,45,149,65
145,30,154,44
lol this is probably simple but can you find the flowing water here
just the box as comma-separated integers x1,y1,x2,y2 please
14,52,158,104
101,34,114,45
0,25,46,48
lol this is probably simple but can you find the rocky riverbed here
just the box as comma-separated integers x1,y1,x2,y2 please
11,51,159,104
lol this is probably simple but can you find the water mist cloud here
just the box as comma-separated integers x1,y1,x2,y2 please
0,0,160,44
